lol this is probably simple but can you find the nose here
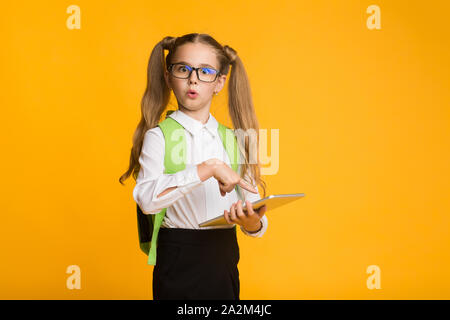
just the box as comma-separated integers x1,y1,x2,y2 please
188,69,199,84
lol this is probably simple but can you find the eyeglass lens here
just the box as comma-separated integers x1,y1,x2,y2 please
170,64,218,82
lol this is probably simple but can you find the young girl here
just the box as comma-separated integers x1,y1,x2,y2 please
119,33,268,300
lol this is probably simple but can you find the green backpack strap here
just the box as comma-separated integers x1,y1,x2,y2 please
136,112,186,265
146,116,186,265
217,123,239,172
217,123,241,197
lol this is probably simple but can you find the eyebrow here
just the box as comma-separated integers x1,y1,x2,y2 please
174,61,217,69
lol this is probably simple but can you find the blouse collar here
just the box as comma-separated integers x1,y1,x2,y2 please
169,109,219,139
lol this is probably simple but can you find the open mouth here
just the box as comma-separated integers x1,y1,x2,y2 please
187,90,198,98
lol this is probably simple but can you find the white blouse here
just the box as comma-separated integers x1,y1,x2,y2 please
132,109,268,237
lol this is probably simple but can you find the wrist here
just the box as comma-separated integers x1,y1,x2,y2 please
198,159,220,182
244,220,263,234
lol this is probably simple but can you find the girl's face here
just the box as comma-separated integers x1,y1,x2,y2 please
164,42,227,112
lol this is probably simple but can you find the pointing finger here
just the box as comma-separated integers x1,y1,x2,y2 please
238,179,258,194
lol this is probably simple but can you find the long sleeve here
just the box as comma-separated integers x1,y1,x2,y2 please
133,127,203,215
237,166,268,238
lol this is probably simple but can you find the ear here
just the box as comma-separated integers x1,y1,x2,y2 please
164,69,171,90
214,74,227,93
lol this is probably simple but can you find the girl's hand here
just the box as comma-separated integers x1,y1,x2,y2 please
223,200,267,232
209,159,258,197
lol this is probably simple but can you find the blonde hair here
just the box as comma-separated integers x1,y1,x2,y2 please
119,33,266,198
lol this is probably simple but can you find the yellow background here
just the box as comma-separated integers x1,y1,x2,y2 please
1,0,449,299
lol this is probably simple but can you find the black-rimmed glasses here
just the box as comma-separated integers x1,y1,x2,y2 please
168,63,221,82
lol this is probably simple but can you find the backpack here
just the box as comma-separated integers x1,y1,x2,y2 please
136,110,242,265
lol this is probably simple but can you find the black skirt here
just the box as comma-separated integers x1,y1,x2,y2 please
152,226,240,300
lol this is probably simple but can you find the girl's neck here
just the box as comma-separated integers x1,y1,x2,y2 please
178,105,211,124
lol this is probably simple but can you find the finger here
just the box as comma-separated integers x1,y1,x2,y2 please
256,204,267,217
230,203,237,223
218,182,226,197
235,200,245,222
226,185,235,193
241,200,249,217
224,210,231,224
245,200,255,217
219,181,235,194
238,179,258,194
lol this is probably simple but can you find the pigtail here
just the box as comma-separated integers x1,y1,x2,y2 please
118,36,175,185
224,45,267,198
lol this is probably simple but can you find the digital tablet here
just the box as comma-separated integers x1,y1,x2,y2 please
198,193,305,227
